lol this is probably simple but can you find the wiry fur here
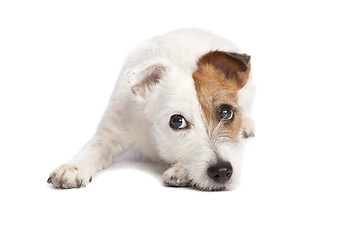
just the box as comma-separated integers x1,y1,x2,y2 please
47,29,255,191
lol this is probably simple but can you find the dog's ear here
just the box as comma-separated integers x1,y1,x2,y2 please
127,59,168,98
197,51,251,89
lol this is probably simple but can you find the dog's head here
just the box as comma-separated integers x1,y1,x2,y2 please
127,51,251,190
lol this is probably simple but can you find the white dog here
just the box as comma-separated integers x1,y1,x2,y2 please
47,29,255,191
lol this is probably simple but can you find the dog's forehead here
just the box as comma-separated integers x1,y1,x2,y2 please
192,66,240,105
152,69,202,118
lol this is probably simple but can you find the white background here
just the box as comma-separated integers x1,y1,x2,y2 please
0,0,359,239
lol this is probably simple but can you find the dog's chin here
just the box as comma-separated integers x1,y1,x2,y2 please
187,168,239,191
189,178,233,191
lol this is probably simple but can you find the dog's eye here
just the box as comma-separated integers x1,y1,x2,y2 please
170,114,188,130
218,105,234,121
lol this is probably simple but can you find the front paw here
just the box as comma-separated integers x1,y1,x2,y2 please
163,165,190,187
242,129,255,138
242,118,255,138
47,164,93,189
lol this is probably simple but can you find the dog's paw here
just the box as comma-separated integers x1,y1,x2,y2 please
242,128,255,138
242,118,255,138
47,164,93,189
163,165,190,187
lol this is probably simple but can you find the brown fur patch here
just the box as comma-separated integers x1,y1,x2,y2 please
193,51,251,142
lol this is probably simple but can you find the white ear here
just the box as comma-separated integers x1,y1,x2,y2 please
127,59,169,98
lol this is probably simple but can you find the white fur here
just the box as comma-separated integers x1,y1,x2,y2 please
48,29,255,190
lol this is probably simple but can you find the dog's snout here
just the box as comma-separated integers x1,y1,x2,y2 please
207,161,233,184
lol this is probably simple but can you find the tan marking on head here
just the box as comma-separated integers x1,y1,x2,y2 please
193,51,251,142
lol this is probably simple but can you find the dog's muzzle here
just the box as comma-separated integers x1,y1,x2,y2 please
207,161,233,184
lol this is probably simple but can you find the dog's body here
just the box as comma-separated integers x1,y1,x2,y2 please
48,29,255,190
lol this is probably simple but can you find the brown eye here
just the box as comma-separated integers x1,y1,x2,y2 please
170,114,188,130
218,105,234,121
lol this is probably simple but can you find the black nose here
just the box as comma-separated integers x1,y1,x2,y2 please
207,161,233,184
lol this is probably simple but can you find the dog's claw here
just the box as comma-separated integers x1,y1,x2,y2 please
48,164,93,189
59,179,65,188
241,117,255,139
76,179,82,188
243,131,255,138
163,165,190,187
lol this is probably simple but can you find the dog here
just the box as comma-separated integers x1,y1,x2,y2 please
47,29,255,191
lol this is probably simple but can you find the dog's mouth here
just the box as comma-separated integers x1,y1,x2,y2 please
182,161,234,191
189,173,233,191
190,179,231,191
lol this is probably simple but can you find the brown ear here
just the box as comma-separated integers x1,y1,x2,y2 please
197,50,251,89
225,52,251,71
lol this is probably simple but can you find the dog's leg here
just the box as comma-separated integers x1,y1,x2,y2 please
47,132,122,189
163,163,190,187
47,110,126,189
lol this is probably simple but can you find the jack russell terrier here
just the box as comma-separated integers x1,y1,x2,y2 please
47,29,255,191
